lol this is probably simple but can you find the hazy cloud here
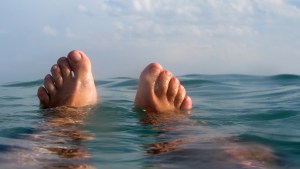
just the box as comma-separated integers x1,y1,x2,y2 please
78,4,88,13
65,28,76,39
97,0,300,40
132,0,152,11
42,25,57,36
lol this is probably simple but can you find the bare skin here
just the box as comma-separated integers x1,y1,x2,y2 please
37,50,97,108
38,53,191,112
135,63,192,113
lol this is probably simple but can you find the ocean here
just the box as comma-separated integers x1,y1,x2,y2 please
0,75,299,169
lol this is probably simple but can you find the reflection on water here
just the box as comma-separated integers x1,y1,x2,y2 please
138,110,278,169
35,106,95,169
138,110,194,155
1,106,96,169
28,100,278,169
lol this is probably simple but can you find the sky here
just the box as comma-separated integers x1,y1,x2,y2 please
0,0,300,83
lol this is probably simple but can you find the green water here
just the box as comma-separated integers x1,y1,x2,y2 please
0,75,300,169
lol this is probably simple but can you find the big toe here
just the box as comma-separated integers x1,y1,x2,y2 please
67,50,92,78
140,63,164,85
135,63,164,107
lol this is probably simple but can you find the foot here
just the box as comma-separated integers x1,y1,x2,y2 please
135,63,192,113
37,50,97,108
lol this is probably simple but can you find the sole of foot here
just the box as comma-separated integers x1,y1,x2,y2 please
135,63,192,114
37,50,97,108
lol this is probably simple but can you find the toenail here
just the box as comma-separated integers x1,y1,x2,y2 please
45,74,52,80
58,57,66,63
52,65,58,70
164,71,172,77
69,52,82,62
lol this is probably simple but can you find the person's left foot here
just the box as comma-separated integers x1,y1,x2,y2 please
135,63,192,113
37,50,97,108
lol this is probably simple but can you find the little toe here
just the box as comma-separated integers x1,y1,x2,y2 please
57,57,72,79
174,85,186,108
155,71,172,97
167,77,180,102
37,86,50,107
43,74,56,96
67,50,91,79
51,64,63,89
180,96,193,111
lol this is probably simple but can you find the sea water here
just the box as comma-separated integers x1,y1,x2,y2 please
0,75,299,169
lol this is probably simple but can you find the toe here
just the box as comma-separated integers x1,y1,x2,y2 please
141,63,163,77
167,77,179,102
57,57,72,79
155,71,172,97
174,85,186,108
139,62,164,88
67,50,91,79
51,64,63,89
135,63,164,107
37,86,50,107
43,74,56,96
180,96,192,111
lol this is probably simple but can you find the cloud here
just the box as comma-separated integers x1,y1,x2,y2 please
90,0,299,74
77,3,95,16
252,0,300,19
42,25,57,36
65,28,76,39
98,1,233,39
78,4,88,13
103,1,300,23
75,0,300,45
133,0,151,11
231,0,254,13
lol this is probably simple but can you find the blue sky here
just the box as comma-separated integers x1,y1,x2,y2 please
0,0,300,83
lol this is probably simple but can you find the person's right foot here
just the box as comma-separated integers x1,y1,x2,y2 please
135,63,192,113
37,50,97,108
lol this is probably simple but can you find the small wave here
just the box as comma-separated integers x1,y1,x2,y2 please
181,79,221,86
95,80,115,86
0,96,22,101
0,127,36,139
239,133,300,148
181,74,263,87
268,74,300,81
241,110,299,121
2,80,42,88
180,75,235,87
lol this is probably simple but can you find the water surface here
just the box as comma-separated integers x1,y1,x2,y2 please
0,75,299,169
